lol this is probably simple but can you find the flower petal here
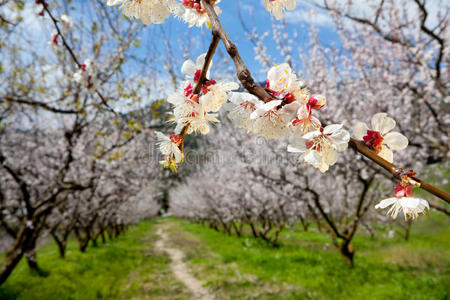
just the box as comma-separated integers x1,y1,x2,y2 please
155,131,170,142
353,122,368,140
383,132,408,150
375,197,397,209
181,60,196,75
287,145,304,153
304,150,321,166
323,124,343,135
378,146,393,163
371,113,396,135
195,53,207,69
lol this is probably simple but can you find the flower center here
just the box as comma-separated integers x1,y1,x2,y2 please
394,183,413,198
305,134,332,152
264,109,283,124
170,134,182,145
240,101,256,111
363,130,384,152
306,94,325,110
182,0,205,14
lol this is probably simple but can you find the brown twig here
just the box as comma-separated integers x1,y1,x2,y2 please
178,34,221,151
349,138,450,203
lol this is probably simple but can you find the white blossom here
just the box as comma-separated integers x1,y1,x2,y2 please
176,102,219,135
250,100,293,139
200,81,239,112
226,92,261,133
375,197,429,220
73,59,97,90
107,0,174,25
264,0,297,20
353,113,408,163
175,0,221,28
60,14,73,29
266,63,297,93
155,131,183,163
181,53,211,79
288,124,350,172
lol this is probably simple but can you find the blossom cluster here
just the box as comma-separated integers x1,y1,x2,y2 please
107,0,297,27
156,53,238,170
226,63,350,173
107,0,221,27
263,0,297,20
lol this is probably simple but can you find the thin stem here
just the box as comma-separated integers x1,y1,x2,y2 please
193,34,220,95
178,34,221,150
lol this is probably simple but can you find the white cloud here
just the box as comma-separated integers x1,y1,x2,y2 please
284,7,334,27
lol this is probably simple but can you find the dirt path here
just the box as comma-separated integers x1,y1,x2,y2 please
155,223,214,300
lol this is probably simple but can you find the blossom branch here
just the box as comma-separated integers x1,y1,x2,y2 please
178,34,221,152
42,5,116,115
201,0,450,205
349,138,450,204
201,0,273,103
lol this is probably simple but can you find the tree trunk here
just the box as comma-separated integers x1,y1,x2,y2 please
100,229,106,244
231,222,241,237
0,222,41,284
75,227,90,253
51,231,67,259
25,250,41,274
340,241,355,267
0,246,24,285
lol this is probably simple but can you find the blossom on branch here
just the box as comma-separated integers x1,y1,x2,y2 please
288,94,325,136
177,101,219,135
155,131,183,162
266,63,297,93
375,184,429,220
60,14,73,29
181,53,212,79
107,0,175,25
49,32,60,47
73,59,97,90
176,0,221,28
35,0,48,17
167,54,238,136
200,81,239,112
353,113,408,163
264,0,297,20
155,131,183,172
250,100,292,139
226,92,260,133
288,124,350,173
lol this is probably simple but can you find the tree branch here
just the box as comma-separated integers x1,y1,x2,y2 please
201,0,273,103
42,4,117,115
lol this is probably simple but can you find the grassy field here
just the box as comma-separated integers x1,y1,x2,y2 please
0,214,449,299
0,221,191,300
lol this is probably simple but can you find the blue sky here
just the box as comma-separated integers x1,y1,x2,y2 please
134,0,340,82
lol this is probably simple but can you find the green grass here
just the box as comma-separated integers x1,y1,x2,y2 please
175,214,450,300
0,220,190,300
1,215,449,299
